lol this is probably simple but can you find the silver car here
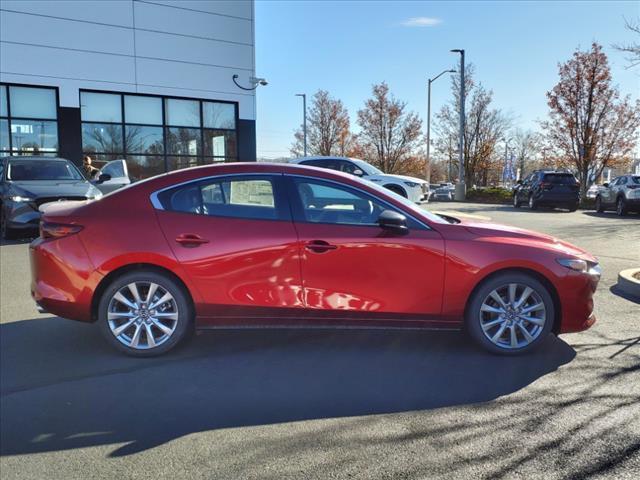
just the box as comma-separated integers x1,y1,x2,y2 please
595,175,640,215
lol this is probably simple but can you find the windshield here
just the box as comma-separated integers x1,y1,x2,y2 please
7,159,84,181
352,159,383,176
631,176,640,185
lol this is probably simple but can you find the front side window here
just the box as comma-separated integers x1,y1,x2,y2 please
293,178,388,226
157,176,283,221
101,160,126,178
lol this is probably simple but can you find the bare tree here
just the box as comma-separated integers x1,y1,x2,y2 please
542,43,640,197
614,17,640,68
435,65,510,186
290,90,351,157
356,82,423,174
511,129,542,178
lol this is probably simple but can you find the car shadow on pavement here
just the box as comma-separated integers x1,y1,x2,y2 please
0,316,575,458
581,211,640,220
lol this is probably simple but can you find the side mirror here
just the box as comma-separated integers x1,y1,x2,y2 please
377,210,408,235
353,169,365,177
603,182,609,188
97,173,111,184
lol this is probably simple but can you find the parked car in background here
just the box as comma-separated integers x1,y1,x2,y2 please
289,156,429,203
513,170,580,211
30,162,600,357
91,159,131,194
432,182,455,201
586,184,603,199
0,156,102,239
595,174,640,215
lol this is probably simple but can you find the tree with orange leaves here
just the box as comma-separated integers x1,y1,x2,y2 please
542,43,640,198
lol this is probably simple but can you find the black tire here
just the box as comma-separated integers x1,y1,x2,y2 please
595,196,604,213
513,194,521,208
97,270,193,357
465,272,555,355
385,184,407,198
616,197,627,216
0,210,17,241
528,195,538,210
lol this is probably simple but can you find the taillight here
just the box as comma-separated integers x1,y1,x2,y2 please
540,182,549,189
39,221,83,239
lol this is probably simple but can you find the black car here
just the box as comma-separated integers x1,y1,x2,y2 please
513,170,580,211
0,156,102,239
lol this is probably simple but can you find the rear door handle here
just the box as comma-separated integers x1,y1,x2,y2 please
305,240,337,253
175,233,209,247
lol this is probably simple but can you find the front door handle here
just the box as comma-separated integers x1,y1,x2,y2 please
305,240,337,253
175,233,209,247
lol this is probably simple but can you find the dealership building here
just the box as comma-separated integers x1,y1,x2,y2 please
0,0,257,179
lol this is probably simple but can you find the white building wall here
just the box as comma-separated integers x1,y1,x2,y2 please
0,0,256,120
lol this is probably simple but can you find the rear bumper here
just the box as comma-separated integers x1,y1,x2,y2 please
30,234,102,322
535,194,579,205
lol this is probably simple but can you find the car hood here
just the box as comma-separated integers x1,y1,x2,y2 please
460,219,594,260
8,181,100,199
366,173,427,184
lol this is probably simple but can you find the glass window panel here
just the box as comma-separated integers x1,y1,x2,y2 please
86,153,122,170
0,119,9,150
10,119,58,154
294,178,386,226
125,125,164,154
0,86,7,117
200,178,277,219
202,157,227,165
126,154,165,181
80,92,122,123
101,160,126,178
165,98,200,127
166,127,201,156
203,129,236,158
82,122,123,154
9,86,57,119
167,155,199,171
124,95,162,125
203,102,235,129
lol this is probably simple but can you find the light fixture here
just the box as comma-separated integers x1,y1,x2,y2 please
232,74,268,91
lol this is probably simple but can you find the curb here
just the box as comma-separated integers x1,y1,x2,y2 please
617,268,640,299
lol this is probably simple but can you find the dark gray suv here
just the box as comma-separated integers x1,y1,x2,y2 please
595,174,640,216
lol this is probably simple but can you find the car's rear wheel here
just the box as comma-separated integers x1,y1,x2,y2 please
568,203,578,212
528,195,538,210
97,270,192,356
385,184,407,198
616,197,627,216
595,196,604,213
466,272,554,355
0,210,17,240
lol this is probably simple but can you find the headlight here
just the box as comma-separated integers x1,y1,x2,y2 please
557,258,601,278
88,192,103,200
403,181,420,188
9,195,35,202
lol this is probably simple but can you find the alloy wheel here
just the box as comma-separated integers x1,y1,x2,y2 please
479,283,547,350
107,282,179,350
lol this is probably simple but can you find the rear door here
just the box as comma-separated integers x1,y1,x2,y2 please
287,175,445,323
153,174,304,324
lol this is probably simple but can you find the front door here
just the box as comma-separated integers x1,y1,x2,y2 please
287,176,446,324
154,174,304,324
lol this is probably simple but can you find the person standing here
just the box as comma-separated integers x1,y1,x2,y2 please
83,155,99,179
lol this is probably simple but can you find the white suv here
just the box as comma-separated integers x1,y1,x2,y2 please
290,156,429,203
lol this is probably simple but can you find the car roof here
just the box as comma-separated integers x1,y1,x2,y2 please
2,155,70,162
289,156,360,163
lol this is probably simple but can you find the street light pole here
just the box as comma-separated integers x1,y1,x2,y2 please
295,93,307,157
451,49,465,200
426,69,455,185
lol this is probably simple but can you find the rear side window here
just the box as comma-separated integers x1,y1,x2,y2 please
542,173,577,184
156,175,286,221
630,176,640,185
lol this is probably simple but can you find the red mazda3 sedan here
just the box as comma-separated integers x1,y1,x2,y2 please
30,163,600,356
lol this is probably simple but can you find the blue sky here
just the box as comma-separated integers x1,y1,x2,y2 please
255,1,640,159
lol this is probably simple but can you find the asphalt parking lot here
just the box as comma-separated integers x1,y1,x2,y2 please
1,203,639,479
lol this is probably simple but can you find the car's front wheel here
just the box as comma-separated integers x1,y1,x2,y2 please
466,272,555,355
97,270,192,356
384,184,407,198
616,197,627,216
528,195,538,210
